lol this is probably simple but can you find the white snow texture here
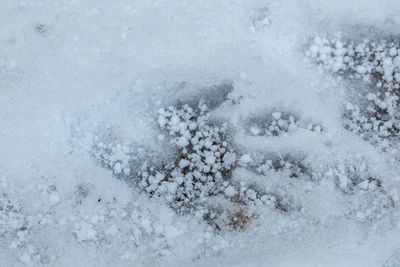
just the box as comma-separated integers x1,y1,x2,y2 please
1,0,400,266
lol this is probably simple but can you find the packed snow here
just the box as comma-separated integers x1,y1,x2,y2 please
1,0,400,266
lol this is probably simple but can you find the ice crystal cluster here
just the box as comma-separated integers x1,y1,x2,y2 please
307,37,400,148
245,153,311,180
307,37,400,88
247,111,322,137
135,101,237,212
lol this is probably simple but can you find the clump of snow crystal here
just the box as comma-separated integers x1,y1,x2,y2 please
246,111,322,137
92,139,133,177
307,36,400,149
134,100,238,212
343,93,400,147
307,36,400,88
241,153,312,180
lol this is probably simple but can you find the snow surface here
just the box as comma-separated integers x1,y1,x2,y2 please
1,0,400,266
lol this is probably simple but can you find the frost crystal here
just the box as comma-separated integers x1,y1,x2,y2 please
307,36,400,148
137,101,238,212
246,112,322,137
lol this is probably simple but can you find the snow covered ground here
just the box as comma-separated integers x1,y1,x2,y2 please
1,0,400,266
